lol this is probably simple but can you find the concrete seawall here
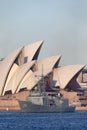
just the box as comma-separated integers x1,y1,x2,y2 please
0,99,20,111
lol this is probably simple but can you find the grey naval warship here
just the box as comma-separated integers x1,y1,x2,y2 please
18,85,75,112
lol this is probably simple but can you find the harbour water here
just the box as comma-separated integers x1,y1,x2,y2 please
0,111,87,130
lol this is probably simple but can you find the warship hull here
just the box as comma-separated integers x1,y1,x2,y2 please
18,100,75,112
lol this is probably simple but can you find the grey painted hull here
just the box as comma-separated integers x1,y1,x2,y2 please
18,100,75,112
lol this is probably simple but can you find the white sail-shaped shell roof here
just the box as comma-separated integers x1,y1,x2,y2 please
3,63,19,95
0,47,23,95
53,65,85,89
36,55,61,75
17,55,61,91
4,61,35,94
16,70,33,93
24,40,43,62
17,70,35,92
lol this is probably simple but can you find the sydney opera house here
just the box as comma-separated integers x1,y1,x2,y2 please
0,40,87,110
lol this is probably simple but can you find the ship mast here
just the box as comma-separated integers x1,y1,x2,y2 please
35,64,45,94
42,64,45,93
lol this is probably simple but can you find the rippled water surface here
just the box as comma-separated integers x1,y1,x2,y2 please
0,111,87,130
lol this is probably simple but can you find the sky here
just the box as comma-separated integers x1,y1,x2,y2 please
0,0,87,66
